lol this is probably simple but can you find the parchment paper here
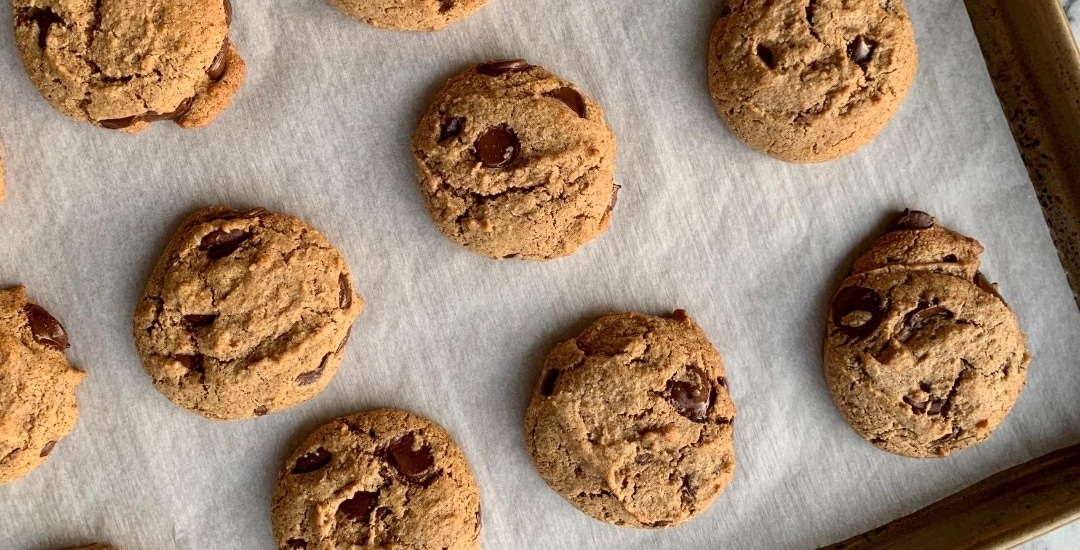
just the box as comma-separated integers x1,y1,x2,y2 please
1,1,1079,549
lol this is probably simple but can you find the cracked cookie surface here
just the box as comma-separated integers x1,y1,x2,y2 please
271,408,481,550
13,0,246,132
0,286,85,485
133,206,363,421
524,310,736,528
412,60,617,260
824,211,1030,458
708,0,917,162
329,0,489,31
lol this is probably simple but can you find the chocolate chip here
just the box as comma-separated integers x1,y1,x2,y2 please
99,97,195,130
477,59,530,76
176,354,204,373
671,309,690,323
903,394,944,415
338,274,352,310
184,314,218,327
439,116,465,142
285,539,308,550
22,8,62,49
475,125,520,168
254,405,269,416
545,87,586,117
756,44,776,69
295,354,330,386
224,0,233,26
832,286,886,339
662,367,713,423
927,399,945,415
897,304,952,343
540,369,560,397
291,447,332,474
338,490,379,523
608,184,621,213
974,272,1007,305
892,209,935,230
212,207,268,221
25,304,69,350
39,440,56,457
383,433,435,483
200,229,251,260
439,0,454,13
847,35,875,65
207,47,227,81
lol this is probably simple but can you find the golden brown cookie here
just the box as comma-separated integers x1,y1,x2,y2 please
132,207,364,421
13,0,246,132
271,409,481,550
824,211,1031,458
524,310,736,528
0,286,85,485
413,59,618,260
328,0,489,31
708,0,918,162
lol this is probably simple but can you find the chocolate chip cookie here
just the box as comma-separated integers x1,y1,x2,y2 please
413,59,618,260
524,310,736,528
708,0,918,162
132,206,363,421
0,286,85,485
14,0,245,132
824,211,1031,458
329,0,489,31
272,408,481,550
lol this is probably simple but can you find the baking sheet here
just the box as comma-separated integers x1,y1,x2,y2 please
2,1,1080,549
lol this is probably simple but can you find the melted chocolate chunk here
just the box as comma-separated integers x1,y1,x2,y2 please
25,304,70,350
974,272,1007,305
176,354,204,373
183,314,218,327
339,491,379,523
832,286,886,339
382,433,435,483
662,367,713,423
99,97,195,130
212,207,267,221
545,87,586,117
253,405,269,416
224,0,233,26
39,440,57,457
291,447,332,474
439,116,465,142
439,0,455,13
339,274,352,309
897,304,952,343
540,369,560,397
477,59,530,76
199,229,251,260
295,353,330,386
671,309,689,323
892,209,935,230
475,125,520,168
847,35,876,65
207,47,228,81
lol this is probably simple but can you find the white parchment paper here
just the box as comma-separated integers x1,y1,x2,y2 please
1,1,1079,549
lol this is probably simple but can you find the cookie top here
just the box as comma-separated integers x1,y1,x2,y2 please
14,0,246,132
0,286,85,484
328,0,489,31
272,409,481,550
413,60,618,260
708,0,918,162
824,211,1030,458
524,310,736,528
132,207,363,421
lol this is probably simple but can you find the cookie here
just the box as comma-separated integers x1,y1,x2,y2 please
13,0,245,132
271,408,481,550
524,310,736,528
413,59,618,260
824,210,1031,458
0,286,85,484
328,0,489,31
132,206,363,421
708,0,918,162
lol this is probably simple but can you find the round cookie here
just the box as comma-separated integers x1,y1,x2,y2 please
0,286,85,485
13,0,246,132
524,310,736,528
271,409,481,550
132,206,363,420
824,211,1030,458
328,0,489,31
413,59,618,260
708,0,918,162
